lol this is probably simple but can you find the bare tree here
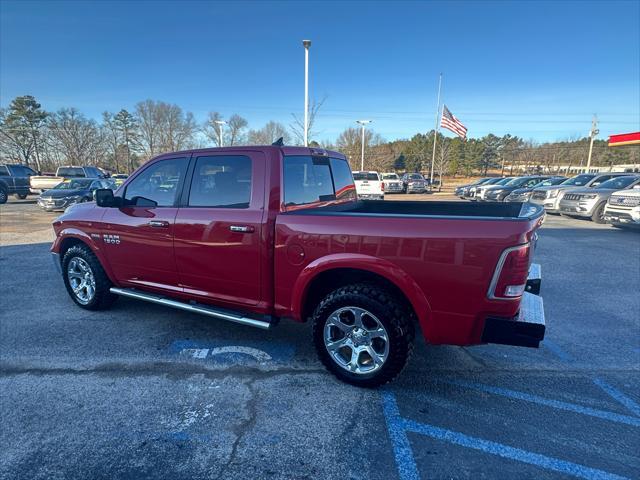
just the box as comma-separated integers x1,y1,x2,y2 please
135,100,162,159
47,108,106,166
335,126,383,171
247,121,291,145
290,96,326,145
227,114,248,146
202,111,225,147
135,100,196,160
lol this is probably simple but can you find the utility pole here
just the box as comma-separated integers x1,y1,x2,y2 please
214,120,227,147
586,115,599,173
430,73,443,184
303,40,311,146
356,120,372,170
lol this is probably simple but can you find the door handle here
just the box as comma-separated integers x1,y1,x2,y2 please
229,225,255,233
148,220,169,228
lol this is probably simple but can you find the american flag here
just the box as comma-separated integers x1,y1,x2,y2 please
440,105,467,139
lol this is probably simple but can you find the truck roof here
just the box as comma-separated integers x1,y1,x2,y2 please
151,145,347,161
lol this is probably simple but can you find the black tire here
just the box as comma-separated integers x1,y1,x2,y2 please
311,283,415,387
590,202,606,224
15,193,28,200
0,187,7,204
62,244,117,310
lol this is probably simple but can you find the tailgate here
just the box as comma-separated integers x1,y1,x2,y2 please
355,180,382,194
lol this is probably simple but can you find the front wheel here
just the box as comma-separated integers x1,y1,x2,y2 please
0,188,7,204
62,244,118,310
590,202,606,224
312,283,415,387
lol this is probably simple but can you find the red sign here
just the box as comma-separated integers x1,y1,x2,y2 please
608,132,640,146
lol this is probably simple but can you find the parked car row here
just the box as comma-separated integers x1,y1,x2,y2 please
0,162,128,207
351,171,433,200
456,172,640,228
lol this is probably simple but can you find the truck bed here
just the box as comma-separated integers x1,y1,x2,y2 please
285,200,542,220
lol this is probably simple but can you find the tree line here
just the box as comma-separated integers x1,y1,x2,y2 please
1,95,638,177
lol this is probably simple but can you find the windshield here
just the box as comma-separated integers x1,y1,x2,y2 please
537,177,565,187
382,174,399,180
353,172,379,181
505,177,533,187
408,174,423,180
561,174,595,186
596,176,639,190
496,177,513,185
54,179,93,190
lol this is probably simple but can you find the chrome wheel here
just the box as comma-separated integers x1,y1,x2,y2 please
67,257,96,305
323,306,389,375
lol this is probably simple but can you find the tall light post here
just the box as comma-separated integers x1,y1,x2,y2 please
303,40,311,146
214,120,227,147
356,120,372,170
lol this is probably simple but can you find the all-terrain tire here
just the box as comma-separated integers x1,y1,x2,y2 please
62,244,118,310
311,283,415,387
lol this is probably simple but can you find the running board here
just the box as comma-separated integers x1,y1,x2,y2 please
109,288,273,330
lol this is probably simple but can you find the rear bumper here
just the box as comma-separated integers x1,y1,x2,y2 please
358,194,384,200
481,264,545,348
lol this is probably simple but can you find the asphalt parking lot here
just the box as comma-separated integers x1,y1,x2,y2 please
1,197,639,480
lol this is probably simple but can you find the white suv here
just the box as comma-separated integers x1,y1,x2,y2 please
604,185,640,229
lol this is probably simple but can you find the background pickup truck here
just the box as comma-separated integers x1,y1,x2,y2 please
30,165,107,193
51,145,545,387
0,163,38,203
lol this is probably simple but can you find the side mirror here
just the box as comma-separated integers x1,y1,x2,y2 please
95,188,117,207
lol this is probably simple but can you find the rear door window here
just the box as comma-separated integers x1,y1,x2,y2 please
188,155,252,208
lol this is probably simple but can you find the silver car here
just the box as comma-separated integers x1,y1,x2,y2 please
558,175,640,223
530,172,631,214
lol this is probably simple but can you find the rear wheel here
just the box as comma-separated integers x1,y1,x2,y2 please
0,187,7,204
15,193,28,200
62,244,117,310
590,202,606,224
312,283,414,387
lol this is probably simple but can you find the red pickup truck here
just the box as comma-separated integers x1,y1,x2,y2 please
51,145,545,386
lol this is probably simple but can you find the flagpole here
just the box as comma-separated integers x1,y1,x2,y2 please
430,73,442,185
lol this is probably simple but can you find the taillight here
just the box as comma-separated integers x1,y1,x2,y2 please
381,182,385,192
489,244,531,299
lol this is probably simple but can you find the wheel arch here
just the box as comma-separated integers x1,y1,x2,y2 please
54,230,117,284
293,254,432,333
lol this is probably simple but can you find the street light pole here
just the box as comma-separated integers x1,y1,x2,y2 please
586,115,599,173
303,40,311,146
214,120,227,147
356,120,372,170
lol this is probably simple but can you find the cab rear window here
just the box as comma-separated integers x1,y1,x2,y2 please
283,156,355,208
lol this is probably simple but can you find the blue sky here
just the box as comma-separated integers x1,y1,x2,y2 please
1,0,639,143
